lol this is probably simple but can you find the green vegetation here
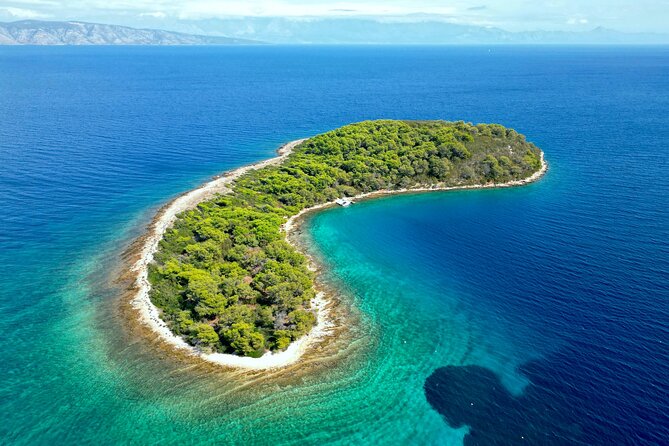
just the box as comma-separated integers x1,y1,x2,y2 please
148,120,543,356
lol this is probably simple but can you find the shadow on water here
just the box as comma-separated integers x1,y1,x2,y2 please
424,347,667,446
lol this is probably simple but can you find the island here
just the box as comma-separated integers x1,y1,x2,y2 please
132,120,546,368
0,20,262,45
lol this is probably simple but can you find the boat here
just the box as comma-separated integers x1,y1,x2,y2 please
335,197,353,207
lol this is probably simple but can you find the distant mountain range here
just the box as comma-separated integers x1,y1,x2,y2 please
0,20,261,45
176,17,669,45
1,18,668,45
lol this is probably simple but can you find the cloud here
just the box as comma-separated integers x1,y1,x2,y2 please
139,11,167,19
0,6,48,18
5,0,59,5
1,1,667,34
156,1,458,19
567,17,589,25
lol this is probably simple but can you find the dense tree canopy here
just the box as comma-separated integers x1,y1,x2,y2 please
149,120,543,356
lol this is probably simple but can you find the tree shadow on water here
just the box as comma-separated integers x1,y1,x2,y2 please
424,349,667,446
424,364,579,445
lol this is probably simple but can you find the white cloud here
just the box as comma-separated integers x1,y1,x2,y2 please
139,11,167,19
171,1,457,19
567,17,589,25
1,1,667,33
5,0,59,5
1,6,48,18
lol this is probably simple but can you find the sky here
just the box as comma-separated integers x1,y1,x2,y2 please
0,0,668,33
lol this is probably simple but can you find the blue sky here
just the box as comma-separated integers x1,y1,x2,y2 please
1,0,668,32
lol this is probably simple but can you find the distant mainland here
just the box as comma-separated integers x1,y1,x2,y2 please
2,19,668,45
129,120,546,369
0,20,262,45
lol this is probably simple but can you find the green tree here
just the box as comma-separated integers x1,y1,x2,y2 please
287,309,316,336
272,330,292,350
221,322,266,356
190,323,220,350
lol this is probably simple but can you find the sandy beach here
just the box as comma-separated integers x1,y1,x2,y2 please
131,139,546,370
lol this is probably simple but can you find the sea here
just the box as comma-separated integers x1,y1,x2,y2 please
0,45,667,445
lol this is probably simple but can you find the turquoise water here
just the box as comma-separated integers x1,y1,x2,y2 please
1,46,668,445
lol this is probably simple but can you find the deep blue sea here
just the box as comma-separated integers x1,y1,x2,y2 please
0,46,667,445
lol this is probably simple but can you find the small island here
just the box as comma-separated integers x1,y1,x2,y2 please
137,120,545,366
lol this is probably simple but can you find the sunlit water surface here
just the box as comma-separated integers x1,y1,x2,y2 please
0,46,667,445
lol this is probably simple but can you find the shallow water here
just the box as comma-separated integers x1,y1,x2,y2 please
0,45,667,445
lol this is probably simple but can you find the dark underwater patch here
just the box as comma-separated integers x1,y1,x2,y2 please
424,347,668,445
424,364,581,445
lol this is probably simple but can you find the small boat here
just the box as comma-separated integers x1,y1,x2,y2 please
335,197,353,207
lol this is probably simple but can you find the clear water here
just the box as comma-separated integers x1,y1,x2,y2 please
0,46,667,445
